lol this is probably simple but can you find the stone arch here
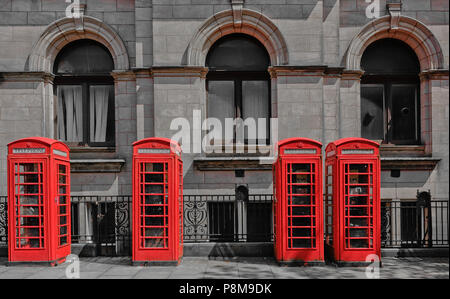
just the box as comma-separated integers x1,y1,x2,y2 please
29,16,129,72
185,9,288,66
345,15,444,72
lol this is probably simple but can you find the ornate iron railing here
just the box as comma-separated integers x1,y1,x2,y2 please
183,194,274,242
0,196,6,247
70,196,132,256
0,195,448,255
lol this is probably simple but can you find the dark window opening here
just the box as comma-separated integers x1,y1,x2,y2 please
206,34,271,145
208,202,235,242
54,39,115,147
361,38,420,145
400,201,421,248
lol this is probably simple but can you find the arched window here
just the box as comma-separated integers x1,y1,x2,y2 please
360,38,420,145
206,34,270,145
54,39,115,147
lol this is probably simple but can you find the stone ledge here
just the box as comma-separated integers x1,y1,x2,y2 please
0,245,447,258
70,159,126,173
381,157,441,170
194,156,274,171
381,248,449,258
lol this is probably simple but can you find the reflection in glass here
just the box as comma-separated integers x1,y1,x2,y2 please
293,239,311,248
290,196,311,205
291,164,310,173
19,163,39,173
19,217,39,226
59,164,67,174
349,207,368,216
144,217,164,226
145,228,164,237
20,206,39,216
144,238,165,248
18,196,39,205
144,195,164,205
350,239,369,248
350,218,368,227
144,163,164,172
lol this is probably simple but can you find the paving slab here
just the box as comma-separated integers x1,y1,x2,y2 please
0,256,447,279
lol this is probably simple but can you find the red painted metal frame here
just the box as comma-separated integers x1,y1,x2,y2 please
132,138,183,263
325,137,381,262
273,138,324,263
7,137,71,265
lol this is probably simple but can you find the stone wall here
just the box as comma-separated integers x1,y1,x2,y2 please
0,0,448,204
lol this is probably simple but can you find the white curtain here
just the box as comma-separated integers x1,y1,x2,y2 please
208,81,235,120
89,85,111,142
208,81,235,143
57,85,83,142
242,81,269,144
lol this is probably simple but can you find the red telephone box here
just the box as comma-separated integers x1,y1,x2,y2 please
7,137,71,265
273,138,324,265
132,137,183,265
324,138,381,265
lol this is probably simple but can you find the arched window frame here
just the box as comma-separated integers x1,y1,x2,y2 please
360,38,421,145
206,34,271,145
53,39,115,148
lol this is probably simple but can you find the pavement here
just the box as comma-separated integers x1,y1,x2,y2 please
0,256,448,279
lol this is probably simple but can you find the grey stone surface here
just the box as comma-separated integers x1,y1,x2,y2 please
0,256,447,279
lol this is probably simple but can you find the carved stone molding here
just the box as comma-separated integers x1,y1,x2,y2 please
231,0,244,28
345,15,444,72
387,2,402,30
186,8,288,66
29,16,129,73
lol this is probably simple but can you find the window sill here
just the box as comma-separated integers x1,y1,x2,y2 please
203,144,272,157
380,157,440,171
70,159,125,173
194,156,274,171
69,146,116,153
380,144,427,157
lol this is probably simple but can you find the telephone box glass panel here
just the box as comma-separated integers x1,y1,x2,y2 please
14,162,44,249
344,163,374,249
286,163,316,249
139,162,169,249
57,164,69,246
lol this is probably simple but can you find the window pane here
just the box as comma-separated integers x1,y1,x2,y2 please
57,85,83,142
207,81,235,142
390,84,417,143
361,85,384,141
242,81,269,144
206,34,270,71
361,39,420,75
89,85,114,143
54,39,114,74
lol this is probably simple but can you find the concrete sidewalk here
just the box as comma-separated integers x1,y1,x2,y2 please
0,257,448,279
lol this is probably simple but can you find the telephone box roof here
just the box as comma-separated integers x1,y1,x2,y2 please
276,137,322,148
8,137,69,151
326,137,380,148
132,137,181,151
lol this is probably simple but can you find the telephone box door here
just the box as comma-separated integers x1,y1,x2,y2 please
134,158,174,261
8,159,49,261
339,160,379,261
282,160,322,261
54,160,71,254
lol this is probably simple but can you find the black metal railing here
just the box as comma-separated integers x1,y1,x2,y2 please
184,194,273,242
0,194,448,255
70,196,132,256
381,198,448,248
